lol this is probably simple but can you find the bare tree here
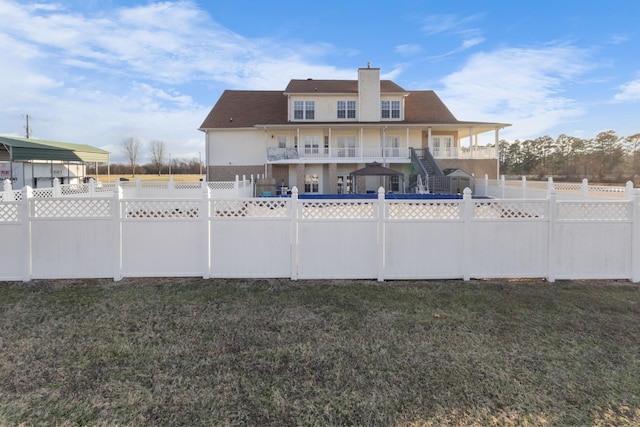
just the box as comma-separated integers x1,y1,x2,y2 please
149,140,167,175
122,137,142,176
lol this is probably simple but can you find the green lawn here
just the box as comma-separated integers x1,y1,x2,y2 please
1,278,639,426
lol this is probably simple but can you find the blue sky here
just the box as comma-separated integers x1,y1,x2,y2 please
1,0,639,164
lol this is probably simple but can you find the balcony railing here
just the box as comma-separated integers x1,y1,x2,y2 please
431,146,497,159
267,147,410,162
267,145,497,162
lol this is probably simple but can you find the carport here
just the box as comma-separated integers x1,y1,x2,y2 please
0,135,110,188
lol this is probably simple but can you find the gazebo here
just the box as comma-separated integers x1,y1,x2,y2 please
350,162,405,193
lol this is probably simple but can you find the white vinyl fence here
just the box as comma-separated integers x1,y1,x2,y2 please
475,175,632,200
2,181,640,283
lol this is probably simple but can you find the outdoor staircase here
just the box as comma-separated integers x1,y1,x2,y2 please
410,148,448,193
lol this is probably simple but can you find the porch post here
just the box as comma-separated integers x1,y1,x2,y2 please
406,127,410,156
469,127,474,159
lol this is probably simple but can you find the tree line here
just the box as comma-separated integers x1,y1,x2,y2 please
499,130,640,183
87,137,204,176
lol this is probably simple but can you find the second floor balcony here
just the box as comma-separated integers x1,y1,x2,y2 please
267,145,497,163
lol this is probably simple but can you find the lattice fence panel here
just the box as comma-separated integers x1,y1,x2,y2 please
32,188,54,199
124,200,200,219
387,201,460,220
212,199,289,218
208,182,235,191
143,182,170,189
554,183,582,192
61,184,89,196
557,201,631,221
175,182,202,190
0,203,19,222
33,199,112,218
301,201,375,219
474,200,547,219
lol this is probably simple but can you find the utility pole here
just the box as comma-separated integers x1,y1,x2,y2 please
25,114,31,138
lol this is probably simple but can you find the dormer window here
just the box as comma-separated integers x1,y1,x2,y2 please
294,100,315,120
337,100,356,119
381,100,400,119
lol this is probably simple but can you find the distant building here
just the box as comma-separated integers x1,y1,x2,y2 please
199,65,509,193
0,135,110,188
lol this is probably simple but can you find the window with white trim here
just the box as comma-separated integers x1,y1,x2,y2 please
337,100,356,119
294,100,315,120
337,175,353,194
304,174,319,193
277,136,287,149
337,136,356,157
381,100,400,119
304,135,320,155
431,136,453,158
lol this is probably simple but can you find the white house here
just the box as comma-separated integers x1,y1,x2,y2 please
199,65,510,194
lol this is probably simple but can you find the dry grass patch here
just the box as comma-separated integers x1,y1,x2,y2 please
1,278,639,426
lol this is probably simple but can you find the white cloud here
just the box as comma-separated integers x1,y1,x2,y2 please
420,13,484,36
613,79,640,102
395,44,423,56
439,45,592,141
0,0,360,162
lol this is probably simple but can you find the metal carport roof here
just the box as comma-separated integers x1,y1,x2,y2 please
0,135,110,163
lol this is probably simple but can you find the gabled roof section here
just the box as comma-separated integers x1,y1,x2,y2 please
199,90,288,129
285,79,406,94
0,135,110,162
404,91,458,123
198,83,510,131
